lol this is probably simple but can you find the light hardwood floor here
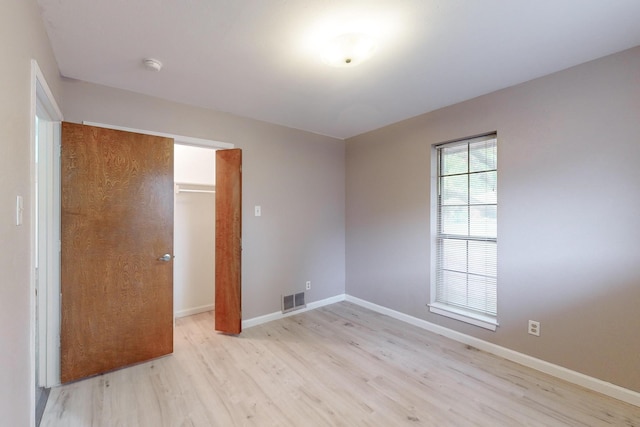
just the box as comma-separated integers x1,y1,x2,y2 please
41,302,640,426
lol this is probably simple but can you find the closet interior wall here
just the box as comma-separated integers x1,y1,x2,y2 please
174,144,217,318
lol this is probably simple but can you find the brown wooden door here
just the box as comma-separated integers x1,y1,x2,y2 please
215,149,242,334
60,122,174,383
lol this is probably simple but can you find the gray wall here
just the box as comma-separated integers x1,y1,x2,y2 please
61,80,346,320
346,46,640,392
0,1,62,425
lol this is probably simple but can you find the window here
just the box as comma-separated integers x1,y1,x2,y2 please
430,134,498,330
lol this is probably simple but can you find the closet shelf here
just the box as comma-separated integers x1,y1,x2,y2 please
175,183,216,194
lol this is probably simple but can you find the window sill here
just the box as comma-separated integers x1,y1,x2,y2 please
428,303,498,331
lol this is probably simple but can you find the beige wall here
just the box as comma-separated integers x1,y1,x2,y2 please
346,46,640,392
0,1,62,425
174,187,216,315
61,80,347,321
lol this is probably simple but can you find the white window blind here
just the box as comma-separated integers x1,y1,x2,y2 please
435,134,497,318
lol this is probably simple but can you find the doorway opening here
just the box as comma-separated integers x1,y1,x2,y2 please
33,108,236,396
174,144,217,318
31,60,63,426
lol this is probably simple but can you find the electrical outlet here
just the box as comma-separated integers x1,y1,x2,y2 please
528,320,540,336
305,281,311,290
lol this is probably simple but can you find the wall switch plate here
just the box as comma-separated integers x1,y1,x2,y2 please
16,195,23,226
254,205,261,216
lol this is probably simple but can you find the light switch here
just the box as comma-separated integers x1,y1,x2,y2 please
254,205,261,217
16,195,23,226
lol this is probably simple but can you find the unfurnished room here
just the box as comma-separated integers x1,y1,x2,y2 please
2,1,640,426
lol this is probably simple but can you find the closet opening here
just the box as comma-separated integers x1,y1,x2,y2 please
174,144,217,318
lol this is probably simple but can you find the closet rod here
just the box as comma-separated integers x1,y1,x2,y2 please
175,183,216,194
177,188,216,194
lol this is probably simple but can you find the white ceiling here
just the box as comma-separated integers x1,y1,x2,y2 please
38,0,640,139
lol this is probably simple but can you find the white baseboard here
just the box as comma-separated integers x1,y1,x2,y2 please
242,294,346,329
240,293,640,406
345,295,640,408
175,304,214,319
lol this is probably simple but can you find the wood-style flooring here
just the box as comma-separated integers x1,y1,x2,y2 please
41,302,640,426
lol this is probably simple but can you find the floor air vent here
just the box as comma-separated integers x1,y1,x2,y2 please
282,292,306,313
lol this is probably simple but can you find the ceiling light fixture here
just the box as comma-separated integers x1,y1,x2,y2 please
322,33,377,67
142,58,163,72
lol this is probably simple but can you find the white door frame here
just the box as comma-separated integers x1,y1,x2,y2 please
30,60,63,427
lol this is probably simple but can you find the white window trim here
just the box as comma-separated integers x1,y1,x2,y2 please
429,133,498,331
428,302,498,331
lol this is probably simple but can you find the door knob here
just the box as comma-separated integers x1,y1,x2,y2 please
158,254,173,262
